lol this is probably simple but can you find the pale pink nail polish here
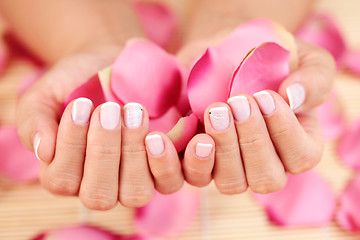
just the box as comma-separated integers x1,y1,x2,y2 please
195,143,213,158
254,91,276,115
124,102,143,129
72,98,92,125
209,107,230,131
227,96,250,122
145,135,164,155
33,133,41,161
286,83,306,111
100,102,121,130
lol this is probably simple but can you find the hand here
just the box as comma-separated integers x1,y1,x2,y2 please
181,39,335,194
17,46,184,210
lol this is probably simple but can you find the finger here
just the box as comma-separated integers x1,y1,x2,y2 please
256,91,323,174
228,94,287,194
41,97,93,196
16,81,60,163
278,39,336,112
119,103,154,208
204,103,247,195
183,133,215,187
146,132,184,195
79,102,121,210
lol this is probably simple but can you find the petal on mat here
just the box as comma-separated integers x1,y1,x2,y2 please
318,91,347,140
135,188,199,237
0,126,39,182
167,113,198,152
18,68,45,96
149,107,182,133
295,13,347,65
31,225,118,240
343,49,360,76
337,118,360,170
111,39,182,118
337,174,360,232
134,1,178,48
187,47,235,122
229,43,291,97
218,18,298,70
255,171,336,226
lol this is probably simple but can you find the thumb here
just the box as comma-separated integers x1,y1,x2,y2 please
278,39,336,113
17,80,60,163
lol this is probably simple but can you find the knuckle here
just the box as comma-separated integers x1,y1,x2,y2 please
215,180,248,195
157,181,184,195
216,141,240,159
152,166,179,181
239,133,265,149
185,165,212,179
121,143,146,158
287,149,321,174
271,121,292,140
80,190,117,211
87,143,119,159
45,174,80,196
120,189,153,208
249,174,286,194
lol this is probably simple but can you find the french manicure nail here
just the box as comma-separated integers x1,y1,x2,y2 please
100,102,121,130
227,96,251,122
33,133,41,161
254,91,276,115
145,135,164,155
72,98,92,125
286,83,305,111
195,143,213,158
124,102,143,129
209,107,230,131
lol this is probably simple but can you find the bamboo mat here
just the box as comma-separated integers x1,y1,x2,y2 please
1,0,360,239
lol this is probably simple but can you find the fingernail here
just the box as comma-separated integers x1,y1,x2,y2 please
72,98,93,125
209,107,230,131
227,96,250,122
100,102,121,130
145,135,164,155
254,91,276,115
195,143,213,158
33,133,41,161
286,83,305,111
124,102,143,129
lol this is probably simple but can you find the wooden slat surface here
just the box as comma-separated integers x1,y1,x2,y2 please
1,0,360,239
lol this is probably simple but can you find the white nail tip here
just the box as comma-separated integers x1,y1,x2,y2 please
33,133,41,161
286,83,306,111
124,102,143,129
209,107,230,131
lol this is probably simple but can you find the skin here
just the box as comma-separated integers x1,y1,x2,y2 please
0,0,335,209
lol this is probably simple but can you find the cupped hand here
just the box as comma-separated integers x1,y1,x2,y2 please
17,46,184,210
181,39,335,194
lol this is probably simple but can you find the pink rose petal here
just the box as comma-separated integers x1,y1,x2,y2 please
187,47,235,121
337,118,360,170
167,113,198,152
31,225,153,240
318,91,347,140
218,18,297,68
255,171,336,226
229,42,291,97
296,13,347,65
0,126,39,182
135,189,199,237
343,50,360,76
134,1,178,48
64,74,107,109
337,174,360,232
111,39,182,118
175,66,191,115
0,38,8,73
149,107,182,133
